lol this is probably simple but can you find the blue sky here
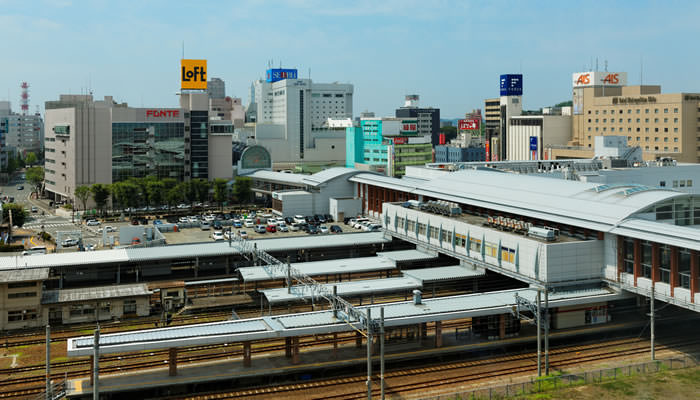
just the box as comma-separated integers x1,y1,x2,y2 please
1,0,699,118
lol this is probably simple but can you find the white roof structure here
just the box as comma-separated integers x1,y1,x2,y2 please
0,267,49,283
261,277,422,304
402,265,484,283
246,167,361,189
0,232,389,271
42,283,151,304
375,249,438,262
238,256,396,282
67,287,627,356
353,170,687,231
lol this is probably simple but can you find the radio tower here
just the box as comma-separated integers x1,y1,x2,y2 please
20,82,29,115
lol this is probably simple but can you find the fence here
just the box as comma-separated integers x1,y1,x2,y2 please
416,355,698,400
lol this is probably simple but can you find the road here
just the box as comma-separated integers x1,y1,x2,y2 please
1,173,102,248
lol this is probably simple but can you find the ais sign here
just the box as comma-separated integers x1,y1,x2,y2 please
181,59,207,90
459,118,480,130
266,68,298,83
572,71,627,88
500,74,523,96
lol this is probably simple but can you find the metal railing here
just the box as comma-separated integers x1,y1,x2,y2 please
415,355,698,400
32,379,66,400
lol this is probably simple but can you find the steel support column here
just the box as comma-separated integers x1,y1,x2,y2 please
168,348,177,376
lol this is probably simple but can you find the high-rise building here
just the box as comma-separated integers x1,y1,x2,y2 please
248,68,353,168
44,94,233,205
207,78,226,100
0,100,43,157
498,74,523,160
551,71,700,163
484,98,501,161
395,95,440,146
346,117,432,177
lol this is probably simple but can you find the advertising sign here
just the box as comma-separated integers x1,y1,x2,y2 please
181,59,207,90
500,74,523,96
146,109,180,118
485,140,490,161
392,137,408,145
401,123,417,133
572,72,627,88
266,68,298,83
529,136,538,151
459,118,480,130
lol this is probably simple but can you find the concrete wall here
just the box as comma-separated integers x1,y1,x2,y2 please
0,281,43,330
208,134,233,179
330,197,362,222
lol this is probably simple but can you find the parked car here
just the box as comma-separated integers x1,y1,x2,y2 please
61,238,79,247
16,185,23,190
188,215,199,223
239,231,248,239
177,203,189,209
86,219,100,226
294,215,306,224
244,219,255,228
319,226,329,234
265,225,277,233
278,223,289,232
324,214,334,222
290,223,301,232
178,216,189,223
200,221,211,230
153,219,163,225
364,223,382,232
98,226,117,233
213,220,223,229
316,215,327,223
284,217,294,225
307,225,319,234
330,225,343,233
254,225,267,234
233,219,242,228
212,231,225,241
31,206,38,213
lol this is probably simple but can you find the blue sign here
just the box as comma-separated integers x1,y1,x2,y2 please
500,74,523,96
266,68,298,83
529,136,538,151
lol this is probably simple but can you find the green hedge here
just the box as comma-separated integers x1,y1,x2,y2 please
0,244,26,252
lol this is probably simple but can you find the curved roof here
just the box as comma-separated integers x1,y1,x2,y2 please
245,167,362,188
351,170,690,230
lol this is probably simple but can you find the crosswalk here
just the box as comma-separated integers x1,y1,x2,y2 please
23,222,79,229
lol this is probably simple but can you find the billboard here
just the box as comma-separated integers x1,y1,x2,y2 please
392,137,408,145
266,68,298,83
572,72,627,88
181,59,207,90
485,140,490,161
530,136,538,160
500,74,523,96
459,118,480,130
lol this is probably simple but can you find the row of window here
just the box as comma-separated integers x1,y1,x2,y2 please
7,309,38,322
590,107,678,115
8,291,36,299
587,126,677,133
659,180,693,188
590,117,679,124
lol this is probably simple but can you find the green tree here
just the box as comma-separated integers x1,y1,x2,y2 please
112,181,140,214
5,155,20,174
25,166,44,194
190,179,210,206
74,185,91,211
440,125,459,142
146,180,166,208
232,176,252,209
25,152,37,166
212,178,230,211
90,183,111,216
3,203,26,227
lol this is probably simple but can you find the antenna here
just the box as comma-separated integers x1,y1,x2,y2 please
640,55,644,85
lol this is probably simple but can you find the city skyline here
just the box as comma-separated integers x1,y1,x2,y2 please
1,0,699,117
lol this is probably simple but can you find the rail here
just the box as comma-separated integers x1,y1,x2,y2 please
416,355,699,400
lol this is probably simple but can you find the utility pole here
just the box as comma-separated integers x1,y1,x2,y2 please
93,324,100,400
380,307,385,400
512,291,544,377
650,284,655,360
366,307,373,400
46,325,51,400
536,290,542,377
544,289,549,375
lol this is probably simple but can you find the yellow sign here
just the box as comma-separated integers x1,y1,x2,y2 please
181,59,207,90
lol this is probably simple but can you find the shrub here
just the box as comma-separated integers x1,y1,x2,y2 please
0,244,26,252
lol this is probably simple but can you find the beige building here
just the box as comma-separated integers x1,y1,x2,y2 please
0,268,48,330
553,85,700,162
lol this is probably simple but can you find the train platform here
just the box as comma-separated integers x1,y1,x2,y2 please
65,316,646,398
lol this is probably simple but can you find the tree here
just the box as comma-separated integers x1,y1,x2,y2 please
555,100,573,108
440,125,459,142
74,185,91,211
212,178,230,211
5,155,20,174
146,180,166,209
25,152,37,166
111,181,140,214
90,184,111,216
3,203,26,227
25,166,44,194
190,179,210,205
232,176,252,209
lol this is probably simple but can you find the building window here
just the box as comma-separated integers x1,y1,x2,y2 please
660,181,666,187
674,128,678,133
674,147,679,152
623,238,634,274
674,108,679,113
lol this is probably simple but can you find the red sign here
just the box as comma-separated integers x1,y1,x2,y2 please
485,140,490,161
146,109,180,118
392,137,408,145
603,73,620,84
401,123,417,132
459,118,480,130
575,74,590,85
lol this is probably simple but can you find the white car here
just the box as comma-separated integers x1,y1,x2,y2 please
61,238,79,247
239,231,248,239
212,231,224,241
293,215,306,224
290,223,301,232
86,219,100,226
188,216,199,223
179,216,189,223
319,226,329,234
204,215,216,222
177,203,189,209
278,223,289,232
98,226,117,233
244,219,254,228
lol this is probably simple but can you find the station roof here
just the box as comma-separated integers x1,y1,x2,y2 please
351,170,690,232
67,287,627,356
402,265,484,283
238,256,396,282
246,167,361,189
0,232,389,271
610,219,700,251
0,267,49,283
375,249,438,262
42,283,151,304
261,277,422,304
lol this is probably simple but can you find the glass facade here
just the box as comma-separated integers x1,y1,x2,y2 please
112,122,185,182
190,111,209,179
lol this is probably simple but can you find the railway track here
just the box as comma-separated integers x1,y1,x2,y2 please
166,336,700,400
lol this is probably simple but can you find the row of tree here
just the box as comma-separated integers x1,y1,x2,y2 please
73,176,253,215
3,151,38,174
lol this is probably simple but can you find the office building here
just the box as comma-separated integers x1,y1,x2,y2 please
0,100,43,157
248,68,353,168
434,145,485,163
507,108,571,161
395,95,441,146
207,78,226,100
498,74,524,161
346,117,432,177
44,93,233,205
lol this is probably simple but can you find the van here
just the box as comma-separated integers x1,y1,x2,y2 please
22,246,47,256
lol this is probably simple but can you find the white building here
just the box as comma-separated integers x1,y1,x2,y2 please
508,111,571,161
250,72,353,168
0,101,43,156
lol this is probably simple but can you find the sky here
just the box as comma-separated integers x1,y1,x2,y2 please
1,0,699,118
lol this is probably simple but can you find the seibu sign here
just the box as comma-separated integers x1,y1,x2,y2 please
572,71,627,88
146,109,180,118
